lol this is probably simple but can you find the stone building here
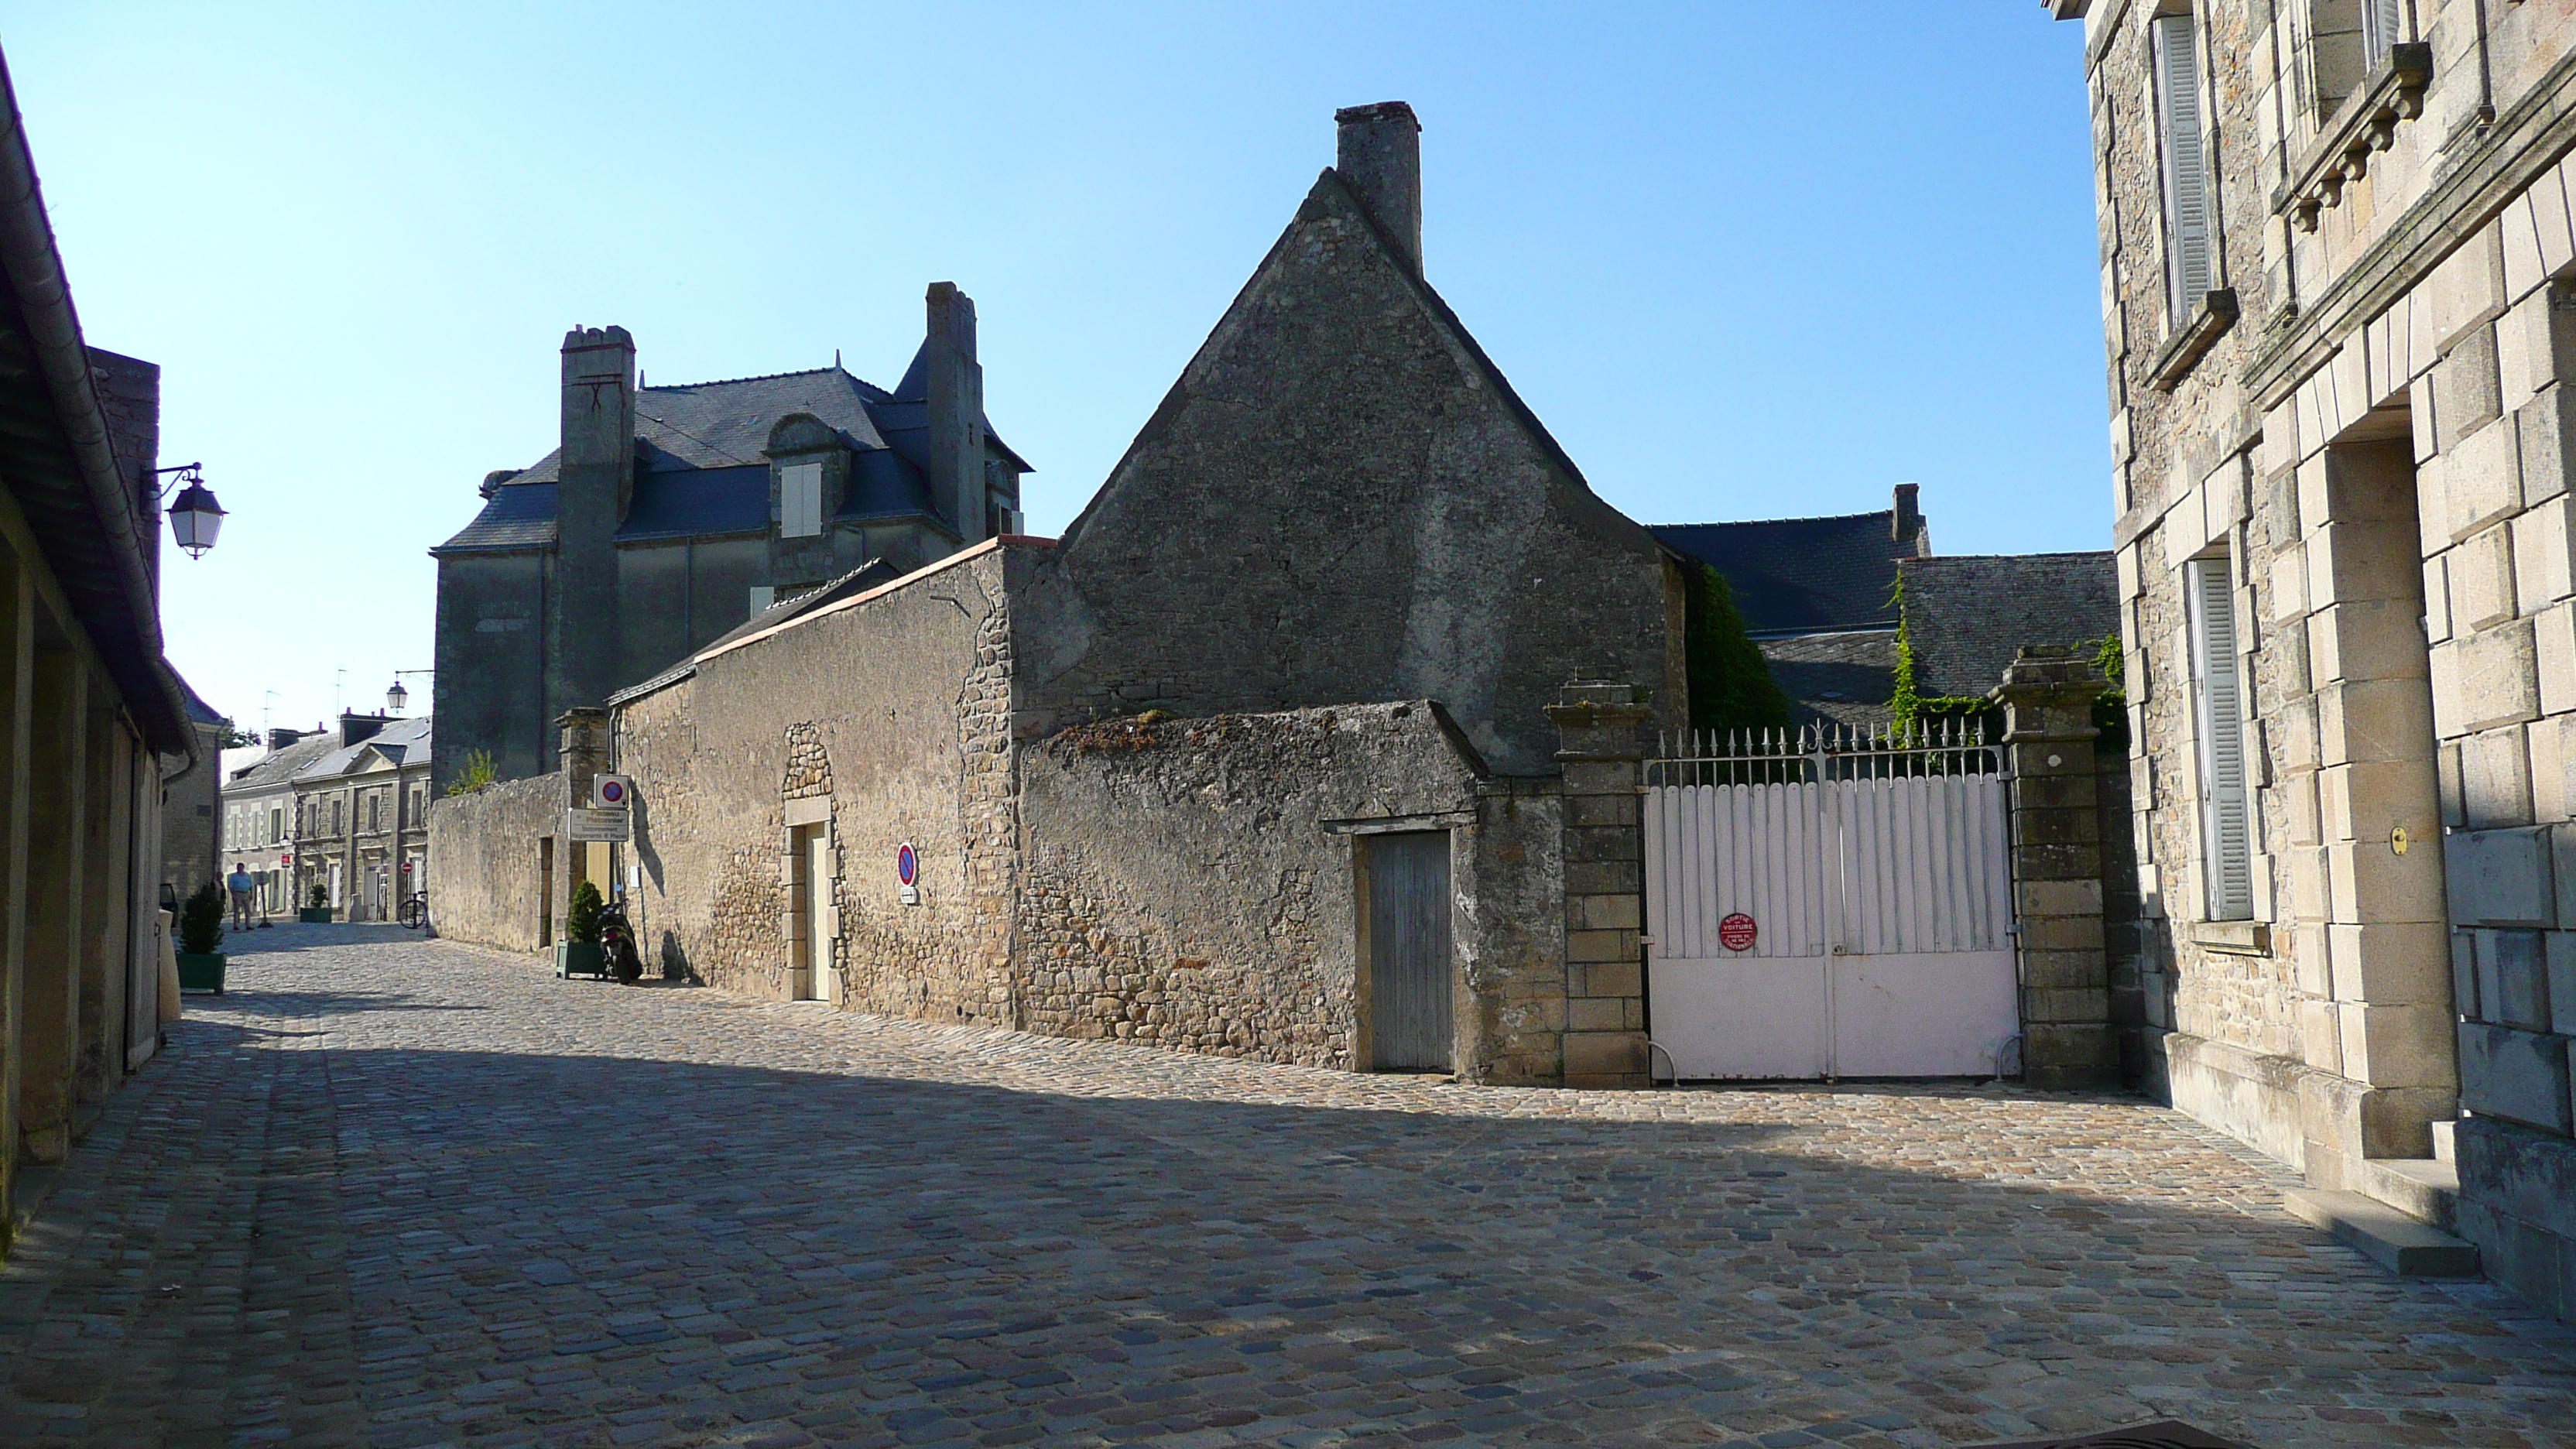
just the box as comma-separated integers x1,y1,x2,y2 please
438,102,1690,1087
159,678,225,905
290,714,432,921
0,41,197,1216
2047,0,2576,1317
429,287,1031,788
223,713,431,920
1896,552,2122,702
218,726,333,917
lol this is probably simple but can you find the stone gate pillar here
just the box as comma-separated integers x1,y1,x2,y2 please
1546,681,1651,1089
1990,646,2120,1090
555,707,608,943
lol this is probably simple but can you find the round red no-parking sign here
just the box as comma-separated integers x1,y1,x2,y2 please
1718,913,1758,952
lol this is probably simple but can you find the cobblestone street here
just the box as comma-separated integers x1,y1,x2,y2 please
0,926,2568,1449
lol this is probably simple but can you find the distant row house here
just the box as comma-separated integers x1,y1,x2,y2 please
219,712,433,920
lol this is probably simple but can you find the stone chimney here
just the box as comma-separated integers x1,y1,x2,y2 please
924,283,988,543
339,711,389,747
1892,483,1928,557
1335,101,1423,276
266,727,307,750
551,326,635,745
560,327,636,519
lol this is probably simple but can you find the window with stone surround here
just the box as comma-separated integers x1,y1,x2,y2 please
2151,8,2218,327
2185,553,2253,920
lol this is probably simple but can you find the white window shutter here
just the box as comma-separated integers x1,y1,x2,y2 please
2188,557,2252,920
2154,14,2212,317
781,463,823,539
2363,0,2403,63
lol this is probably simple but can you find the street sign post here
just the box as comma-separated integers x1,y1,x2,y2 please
566,808,630,844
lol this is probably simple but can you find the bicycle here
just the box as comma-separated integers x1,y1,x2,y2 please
399,892,429,930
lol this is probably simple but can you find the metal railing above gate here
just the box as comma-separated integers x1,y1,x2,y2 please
1645,718,2002,789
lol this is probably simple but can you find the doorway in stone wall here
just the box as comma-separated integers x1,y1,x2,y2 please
1364,831,1454,1072
788,823,837,1003
2293,411,2456,1175
538,837,554,947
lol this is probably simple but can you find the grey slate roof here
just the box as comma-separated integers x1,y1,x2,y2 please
1759,629,1898,730
221,730,344,792
295,715,434,783
442,481,558,552
1899,553,2119,698
435,361,1030,554
179,678,225,727
1653,510,1917,637
690,558,904,658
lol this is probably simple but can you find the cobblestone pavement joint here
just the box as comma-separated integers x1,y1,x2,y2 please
0,923,2570,1448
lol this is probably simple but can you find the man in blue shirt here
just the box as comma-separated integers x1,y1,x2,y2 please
226,863,259,930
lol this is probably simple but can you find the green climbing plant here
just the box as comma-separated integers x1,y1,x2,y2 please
1682,560,1790,733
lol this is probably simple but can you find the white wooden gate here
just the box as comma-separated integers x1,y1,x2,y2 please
1643,721,2019,1080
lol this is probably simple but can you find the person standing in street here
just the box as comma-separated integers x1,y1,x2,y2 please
226,862,258,930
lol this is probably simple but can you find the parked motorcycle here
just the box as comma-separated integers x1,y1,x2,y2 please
597,899,645,985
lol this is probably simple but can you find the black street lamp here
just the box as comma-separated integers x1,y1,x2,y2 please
387,670,432,718
154,462,227,559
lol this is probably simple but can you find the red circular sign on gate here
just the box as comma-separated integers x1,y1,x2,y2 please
1718,913,1758,952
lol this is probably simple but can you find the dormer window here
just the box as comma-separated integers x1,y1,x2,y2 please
781,462,824,538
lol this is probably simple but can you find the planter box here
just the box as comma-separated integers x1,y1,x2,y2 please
298,907,334,923
555,941,607,979
176,951,226,995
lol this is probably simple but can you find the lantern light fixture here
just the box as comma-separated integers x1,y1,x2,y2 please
153,462,226,559
387,670,433,718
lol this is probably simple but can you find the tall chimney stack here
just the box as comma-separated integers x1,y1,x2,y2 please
1334,101,1423,276
550,325,635,749
1891,483,1927,557
924,283,987,543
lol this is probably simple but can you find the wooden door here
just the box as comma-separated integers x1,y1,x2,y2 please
1367,831,1453,1072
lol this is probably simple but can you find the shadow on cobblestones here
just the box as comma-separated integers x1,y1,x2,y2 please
1,933,2571,1449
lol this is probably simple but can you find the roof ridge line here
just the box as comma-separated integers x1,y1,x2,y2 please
642,364,882,392
1650,509,1893,529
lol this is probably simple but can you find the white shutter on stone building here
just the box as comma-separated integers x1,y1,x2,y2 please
2154,12,2213,320
781,462,824,539
2362,0,2403,64
2187,555,2252,921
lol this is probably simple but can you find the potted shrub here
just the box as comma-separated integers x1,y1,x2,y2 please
176,881,227,994
556,880,606,978
298,882,333,924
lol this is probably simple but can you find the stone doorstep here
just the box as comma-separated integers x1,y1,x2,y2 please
2285,1186,2484,1277
2356,1155,2464,1232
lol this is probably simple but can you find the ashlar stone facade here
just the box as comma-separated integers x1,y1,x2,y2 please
2050,0,2576,1319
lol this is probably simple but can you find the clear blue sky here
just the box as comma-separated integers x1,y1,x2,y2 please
9,4,2098,736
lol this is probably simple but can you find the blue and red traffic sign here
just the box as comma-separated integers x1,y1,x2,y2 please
896,842,919,888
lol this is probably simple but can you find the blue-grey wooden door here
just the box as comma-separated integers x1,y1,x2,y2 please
1368,831,1453,1072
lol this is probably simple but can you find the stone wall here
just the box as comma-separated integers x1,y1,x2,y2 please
1016,701,1563,1081
425,773,561,954
617,544,1028,1017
